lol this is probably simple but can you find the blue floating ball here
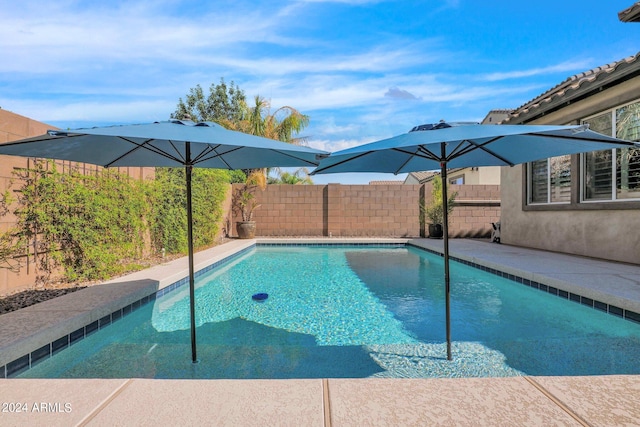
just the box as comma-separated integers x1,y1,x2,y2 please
252,293,268,302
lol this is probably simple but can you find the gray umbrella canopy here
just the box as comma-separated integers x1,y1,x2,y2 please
313,121,639,360
312,122,635,174
0,119,328,363
0,119,326,169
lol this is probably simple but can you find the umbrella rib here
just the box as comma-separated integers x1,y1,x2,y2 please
165,140,187,164
194,145,239,169
104,137,185,167
368,146,441,173
312,150,374,173
446,140,473,159
271,149,322,166
446,139,490,159
190,144,221,164
452,137,516,166
392,153,414,174
388,146,440,174
412,146,442,162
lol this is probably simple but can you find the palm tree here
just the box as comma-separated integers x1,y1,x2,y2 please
269,168,314,185
229,96,311,182
238,96,310,145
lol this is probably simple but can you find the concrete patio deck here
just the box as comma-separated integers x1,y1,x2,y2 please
2,375,639,426
1,238,639,426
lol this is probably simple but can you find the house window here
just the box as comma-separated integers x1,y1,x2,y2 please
449,176,464,185
582,101,640,202
528,155,571,204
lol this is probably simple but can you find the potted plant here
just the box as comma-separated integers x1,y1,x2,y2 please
422,175,457,239
233,170,266,239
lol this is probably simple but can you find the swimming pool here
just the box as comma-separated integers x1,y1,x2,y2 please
17,245,640,379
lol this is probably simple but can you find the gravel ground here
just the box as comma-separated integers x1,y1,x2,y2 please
0,255,174,315
0,286,87,315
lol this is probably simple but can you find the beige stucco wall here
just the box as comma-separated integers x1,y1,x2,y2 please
408,167,501,185
500,70,640,265
450,166,501,185
478,166,501,185
501,164,640,265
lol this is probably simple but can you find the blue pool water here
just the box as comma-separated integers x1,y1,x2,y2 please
19,246,640,379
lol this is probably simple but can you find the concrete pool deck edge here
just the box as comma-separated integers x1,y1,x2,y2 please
407,238,640,315
1,375,639,426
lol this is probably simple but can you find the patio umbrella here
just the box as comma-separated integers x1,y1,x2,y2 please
0,119,328,363
312,121,639,360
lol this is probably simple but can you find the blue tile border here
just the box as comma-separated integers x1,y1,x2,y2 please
3,241,639,378
6,355,29,378
155,245,256,298
86,320,99,336
406,242,640,326
1,292,153,378
257,242,406,248
30,344,51,368
51,336,69,356
628,310,640,323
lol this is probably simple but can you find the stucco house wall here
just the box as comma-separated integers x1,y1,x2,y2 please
500,53,640,264
501,166,640,263
405,167,500,185
449,166,501,185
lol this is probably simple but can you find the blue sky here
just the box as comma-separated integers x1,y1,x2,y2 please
1,0,639,183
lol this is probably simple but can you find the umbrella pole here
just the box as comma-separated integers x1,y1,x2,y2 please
440,143,452,361
186,144,198,364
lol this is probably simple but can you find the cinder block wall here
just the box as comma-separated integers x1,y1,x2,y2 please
449,204,501,237
426,183,501,238
324,184,422,237
0,109,154,296
231,183,500,238
257,184,326,236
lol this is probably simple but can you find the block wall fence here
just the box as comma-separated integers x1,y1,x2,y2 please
0,110,153,296
230,183,500,239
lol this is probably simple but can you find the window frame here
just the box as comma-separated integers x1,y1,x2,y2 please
448,175,464,185
527,156,572,205
522,98,640,212
580,100,640,203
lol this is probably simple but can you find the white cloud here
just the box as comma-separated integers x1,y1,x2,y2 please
481,59,594,82
307,136,379,153
313,120,361,136
0,97,175,124
385,87,418,100
0,2,295,74
263,71,546,115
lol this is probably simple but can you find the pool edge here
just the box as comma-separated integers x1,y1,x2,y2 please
2,237,639,378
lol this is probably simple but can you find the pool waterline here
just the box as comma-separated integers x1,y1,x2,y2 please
7,241,640,379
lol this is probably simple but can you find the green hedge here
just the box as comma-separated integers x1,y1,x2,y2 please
3,161,230,283
150,168,229,254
